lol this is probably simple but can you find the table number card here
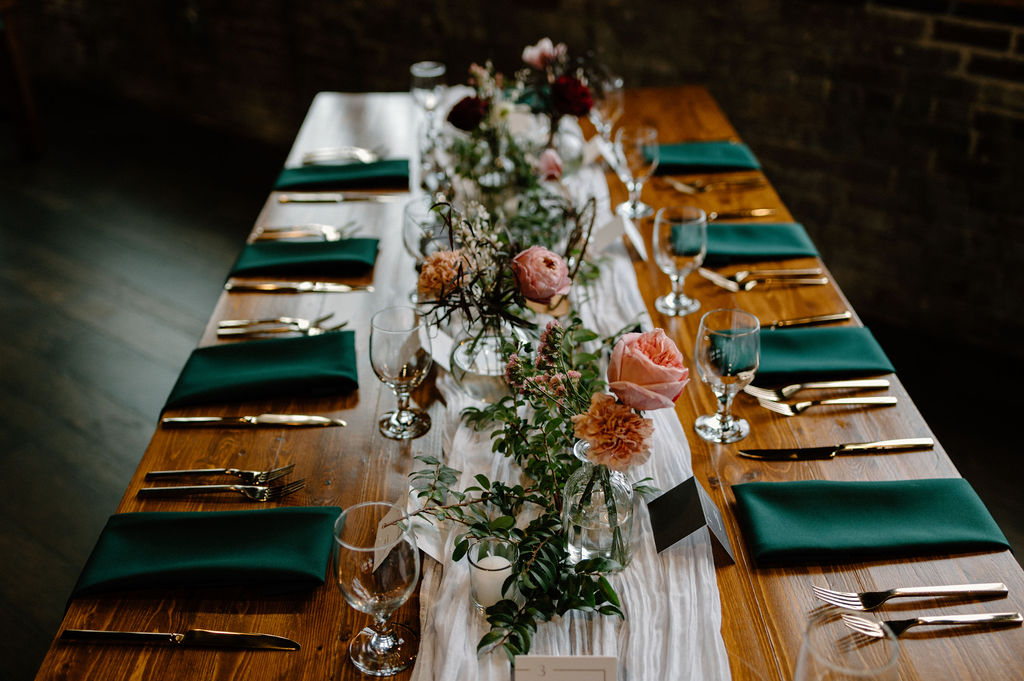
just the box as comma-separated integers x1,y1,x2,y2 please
647,475,734,563
514,655,617,681
589,213,648,261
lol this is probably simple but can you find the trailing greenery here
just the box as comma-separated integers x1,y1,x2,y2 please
407,318,650,660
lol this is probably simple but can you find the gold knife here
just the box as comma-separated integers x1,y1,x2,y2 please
276,192,405,204
766,311,853,330
162,414,347,428
707,208,776,221
224,281,374,294
61,628,299,650
739,438,935,461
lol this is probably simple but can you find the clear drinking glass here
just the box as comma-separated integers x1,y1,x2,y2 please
467,537,519,611
614,125,659,219
410,61,446,120
370,306,432,440
653,206,707,316
587,72,624,143
402,196,448,303
333,502,421,676
694,308,760,443
794,612,899,681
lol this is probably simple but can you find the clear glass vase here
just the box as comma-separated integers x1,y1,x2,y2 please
449,317,514,403
562,440,635,571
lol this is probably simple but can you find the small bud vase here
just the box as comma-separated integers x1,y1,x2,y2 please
562,440,635,571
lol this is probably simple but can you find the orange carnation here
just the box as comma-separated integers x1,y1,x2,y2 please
417,249,467,300
571,393,654,471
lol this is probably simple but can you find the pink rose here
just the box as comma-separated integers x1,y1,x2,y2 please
522,37,566,69
538,148,563,181
607,329,689,410
512,246,571,304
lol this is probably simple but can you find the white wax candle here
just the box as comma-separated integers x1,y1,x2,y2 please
471,554,512,607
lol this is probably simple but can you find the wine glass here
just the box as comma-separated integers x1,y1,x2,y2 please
587,72,624,144
410,61,447,191
333,501,420,676
653,206,707,316
402,196,447,303
614,125,659,219
794,611,899,681
370,306,433,440
694,308,760,443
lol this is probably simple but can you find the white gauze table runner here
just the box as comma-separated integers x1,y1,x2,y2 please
410,165,731,681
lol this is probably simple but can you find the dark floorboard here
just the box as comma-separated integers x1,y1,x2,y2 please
0,87,285,681
0,88,1020,681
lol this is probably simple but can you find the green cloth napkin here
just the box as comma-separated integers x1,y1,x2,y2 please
758,327,894,382
654,141,761,173
164,331,358,410
705,222,819,266
733,479,1009,564
229,238,379,277
274,160,409,190
71,506,341,598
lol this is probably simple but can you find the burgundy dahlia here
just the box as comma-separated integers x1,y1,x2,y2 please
550,76,593,117
447,96,489,131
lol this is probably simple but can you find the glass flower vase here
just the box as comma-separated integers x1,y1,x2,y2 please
449,317,514,404
562,440,635,571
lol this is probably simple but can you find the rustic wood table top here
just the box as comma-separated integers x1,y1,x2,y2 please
33,86,1024,680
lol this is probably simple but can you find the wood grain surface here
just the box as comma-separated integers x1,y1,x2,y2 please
32,88,1024,681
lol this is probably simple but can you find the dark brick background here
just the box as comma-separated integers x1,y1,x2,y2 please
10,0,1024,357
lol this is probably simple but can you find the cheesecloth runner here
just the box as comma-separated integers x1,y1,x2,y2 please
409,165,730,681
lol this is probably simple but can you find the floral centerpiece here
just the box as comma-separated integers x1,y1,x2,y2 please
516,37,594,153
406,319,689,659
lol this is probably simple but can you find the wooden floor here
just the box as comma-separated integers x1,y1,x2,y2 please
0,90,1019,681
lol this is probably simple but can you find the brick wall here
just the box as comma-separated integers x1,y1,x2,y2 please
15,0,1024,357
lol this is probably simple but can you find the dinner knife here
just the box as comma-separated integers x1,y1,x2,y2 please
224,281,374,294
706,208,776,221
161,414,347,428
738,437,935,461
60,628,300,651
766,311,852,329
276,192,405,204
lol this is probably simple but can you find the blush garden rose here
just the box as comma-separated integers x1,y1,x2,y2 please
511,245,571,304
607,329,690,411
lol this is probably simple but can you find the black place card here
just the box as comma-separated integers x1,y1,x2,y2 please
647,476,734,563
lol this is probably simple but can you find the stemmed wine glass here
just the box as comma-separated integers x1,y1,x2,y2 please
653,206,707,316
410,61,446,191
694,308,760,443
587,70,624,145
370,306,432,440
402,196,447,303
614,125,659,219
333,501,420,676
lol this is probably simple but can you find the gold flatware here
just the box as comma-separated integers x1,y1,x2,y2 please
724,267,824,283
161,414,347,428
276,192,405,204
744,378,889,401
738,438,934,461
756,396,898,416
842,612,1022,638
698,268,827,292
145,464,295,484
706,208,776,221
662,176,767,195
813,582,1007,611
765,311,852,330
137,479,306,502
301,145,383,165
253,222,358,242
61,628,300,650
224,280,374,294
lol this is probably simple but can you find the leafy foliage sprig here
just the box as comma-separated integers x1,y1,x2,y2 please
407,318,645,660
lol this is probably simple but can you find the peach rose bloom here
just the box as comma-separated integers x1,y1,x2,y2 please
521,37,566,69
417,249,467,300
538,148,563,181
607,328,689,410
572,393,655,471
512,246,571,304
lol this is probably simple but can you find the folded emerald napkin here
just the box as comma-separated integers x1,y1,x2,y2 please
654,141,761,173
758,327,894,382
705,222,819,266
71,506,341,598
164,331,358,410
229,238,379,277
274,159,409,190
733,479,1009,564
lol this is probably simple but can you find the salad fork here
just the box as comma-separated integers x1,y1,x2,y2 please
813,583,1008,611
137,479,306,502
145,463,295,485
757,396,897,416
841,612,1022,638
662,175,767,195
725,267,823,283
744,378,890,402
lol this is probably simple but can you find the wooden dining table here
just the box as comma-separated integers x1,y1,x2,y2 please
32,86,1024,680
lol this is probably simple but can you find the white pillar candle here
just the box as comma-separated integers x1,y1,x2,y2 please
471,554,512,608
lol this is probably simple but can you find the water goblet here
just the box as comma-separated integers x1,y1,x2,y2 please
614,125,659,219
370,306,433,440
653,206,707,316
333,501,421,676
410,61,446,122
402,196,448,303
587,71,624,144
694,308,760,443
